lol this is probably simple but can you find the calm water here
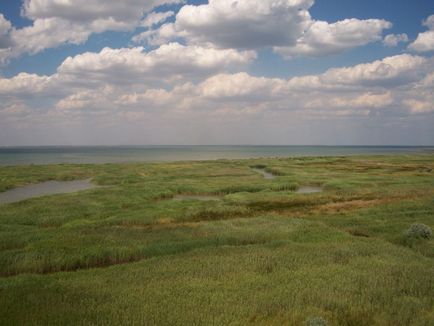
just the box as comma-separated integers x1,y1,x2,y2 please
252,168,275,180
0,146,432,165
252,167,322,193
0,179,98,205
296,186,323,194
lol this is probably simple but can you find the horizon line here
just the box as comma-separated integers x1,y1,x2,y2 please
1,145,434,148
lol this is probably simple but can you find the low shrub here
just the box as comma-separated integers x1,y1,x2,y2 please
306,316,328,326
405,223,432,239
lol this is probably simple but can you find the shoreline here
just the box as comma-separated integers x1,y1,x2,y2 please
0,148,433,166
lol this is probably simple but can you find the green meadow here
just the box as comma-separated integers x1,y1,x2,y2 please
0,154,433,325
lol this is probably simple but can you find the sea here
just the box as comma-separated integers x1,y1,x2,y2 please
0,146,432,165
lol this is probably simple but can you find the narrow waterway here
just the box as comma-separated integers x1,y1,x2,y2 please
0,179,98,205
252,168,275,180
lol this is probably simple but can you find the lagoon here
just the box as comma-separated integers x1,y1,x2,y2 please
0,179,98,205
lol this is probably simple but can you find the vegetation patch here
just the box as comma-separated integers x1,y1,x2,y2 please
0,154,433,325
405,223,432,239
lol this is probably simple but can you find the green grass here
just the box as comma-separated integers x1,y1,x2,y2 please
0,154,433,325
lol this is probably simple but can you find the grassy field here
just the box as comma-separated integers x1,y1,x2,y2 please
0,154,433,325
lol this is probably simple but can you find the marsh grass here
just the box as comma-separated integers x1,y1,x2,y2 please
0,154,433,324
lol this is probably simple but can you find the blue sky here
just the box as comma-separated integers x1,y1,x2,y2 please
0,0,433,145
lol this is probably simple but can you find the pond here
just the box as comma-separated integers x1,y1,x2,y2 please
296,186,322,194
0,179,98,205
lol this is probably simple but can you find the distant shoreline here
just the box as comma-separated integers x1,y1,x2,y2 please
1,145,433,148
0,146,433,166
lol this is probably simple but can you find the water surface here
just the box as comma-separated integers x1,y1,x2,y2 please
252,168,275,180
0,146,432,165
0,179,98,205
296,186,322,194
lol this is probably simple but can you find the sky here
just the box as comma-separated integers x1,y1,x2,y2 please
0,0,433,146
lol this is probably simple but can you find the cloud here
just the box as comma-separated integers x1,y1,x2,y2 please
0,14,13,63
408,31,434,52
0,42,256,104
423,14,434,30
404,98,434,114
57,43,256,85
0,102,31,116
401,69,434,114
305,92,393,110
22,0,180,23
172,0,314,49
193,54,433,116
55,86,116,110
2,3,433,145
318,54,428,87
1,51,433,129
408,14,434,52
199,72,285,101
383,33,409,47
141,11,175,28
118,88,174,107
132,23,178,46
0,72,53,96
3,0,394,63
1,50,433,146
1,0,183,61
282,54,428,92
0,14,12,48
275,19,392,57
137,0,391,58
10,18,100,55
189,54,431,116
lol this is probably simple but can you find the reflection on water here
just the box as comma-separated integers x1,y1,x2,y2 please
0,179,98,205
252,168,275,180
296,186,322,194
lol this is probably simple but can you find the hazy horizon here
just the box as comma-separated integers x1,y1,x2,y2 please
1,144,432,166
1,144,434,148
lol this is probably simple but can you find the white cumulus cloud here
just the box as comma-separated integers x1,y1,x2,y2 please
1,47,433,135
57,43,256,85
276,19,392,57
0,14,12,47
141,11,175,28
136,0,391,58
0,72,53,96
173,0,314,49
383,33,409,47
1,0,183,62
319,54,428,87
408,14,434,52
199,72,286,101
